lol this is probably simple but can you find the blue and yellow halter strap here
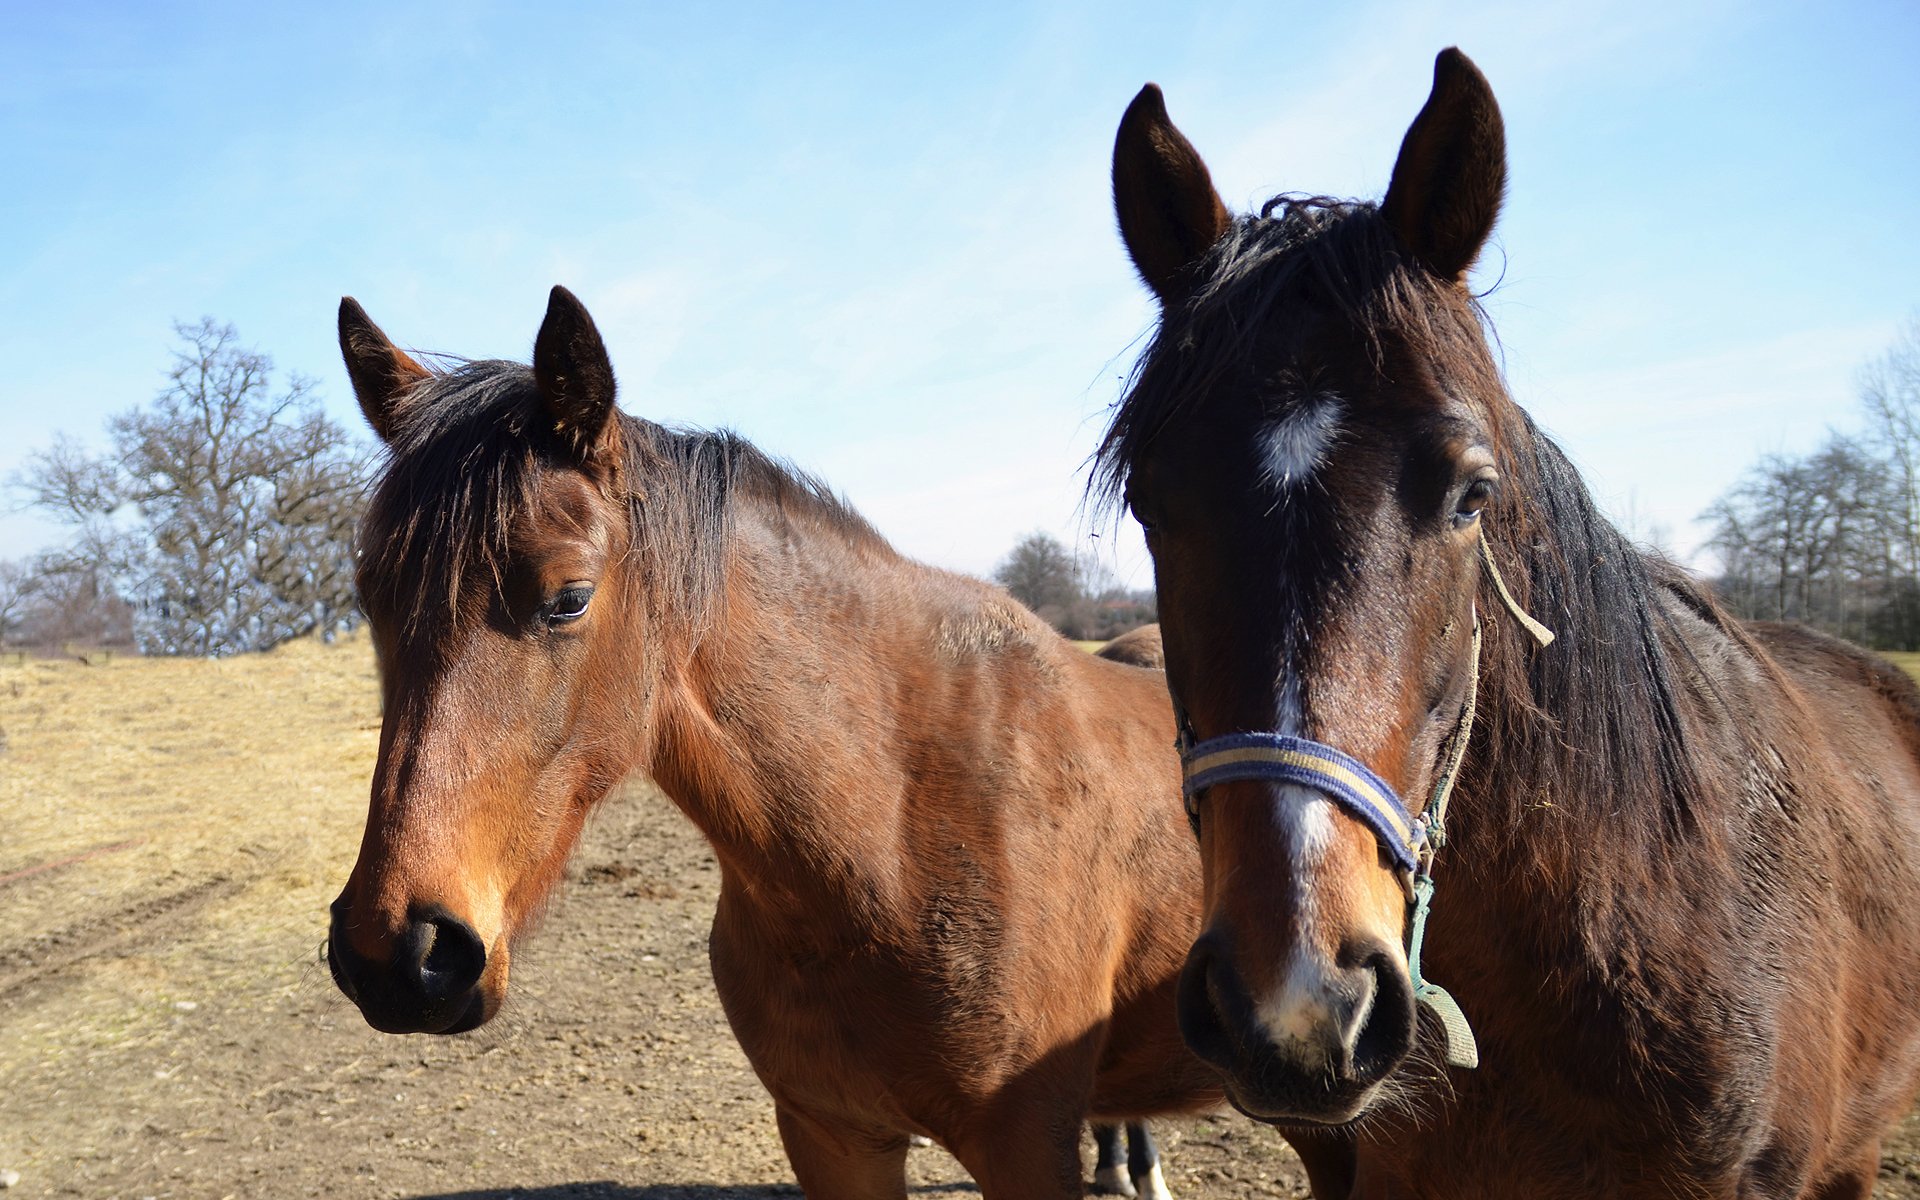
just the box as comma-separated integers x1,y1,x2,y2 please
1181,733,1422,875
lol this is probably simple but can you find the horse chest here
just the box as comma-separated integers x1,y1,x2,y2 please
1357,1091,1761,1200
703,896,1031,1123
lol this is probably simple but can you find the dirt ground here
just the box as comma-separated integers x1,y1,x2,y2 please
3,636,1920,1199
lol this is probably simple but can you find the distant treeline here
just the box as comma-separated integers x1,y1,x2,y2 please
8,315,1915,659
1701,318,1920,650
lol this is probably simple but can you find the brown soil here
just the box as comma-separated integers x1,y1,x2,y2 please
1,637,1917,1198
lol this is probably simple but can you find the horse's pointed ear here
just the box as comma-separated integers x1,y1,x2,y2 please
533,285,618,459
339,298,430,444
1112,83,1232,302
1380,48,1506,281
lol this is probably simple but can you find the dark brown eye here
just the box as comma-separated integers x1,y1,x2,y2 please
546,584,594,625
1125,489,1157,533
1454,475,1497,525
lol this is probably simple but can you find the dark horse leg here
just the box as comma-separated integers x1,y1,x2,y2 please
1125,1122,1170,1199
1091,1123,1135,1196
774,1105,909,1200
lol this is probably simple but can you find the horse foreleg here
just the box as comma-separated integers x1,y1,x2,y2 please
1125,1121,1172,1200
773,1105,910,1200
1091,1123,1136,1196
1800,1152,1879,1200
946,1094,1086,1200
1287,1128,1358,1199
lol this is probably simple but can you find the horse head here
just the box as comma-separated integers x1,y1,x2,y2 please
327,288,647,1034
1102,49,1516,1124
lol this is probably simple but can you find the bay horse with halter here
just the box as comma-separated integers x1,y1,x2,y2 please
1097,48,1920,1199
323,289,1347,1197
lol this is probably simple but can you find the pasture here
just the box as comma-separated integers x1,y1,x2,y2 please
0,636,1303,1198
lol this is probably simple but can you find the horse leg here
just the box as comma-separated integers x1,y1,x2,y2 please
1288,1128,1358,1199
1091,1123,1136,1196
946,1093,1086,1200
773,1105,910,1200
1800,1153,1878,1200
1125,1122,1172,1200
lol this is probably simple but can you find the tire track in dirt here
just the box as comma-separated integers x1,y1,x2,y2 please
0,872,248,1002
0,837,148,888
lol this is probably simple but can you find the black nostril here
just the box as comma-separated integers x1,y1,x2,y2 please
1177,937,1249,1070
325,921,359,1002
402,910,486,1002
1349,948,1416,1085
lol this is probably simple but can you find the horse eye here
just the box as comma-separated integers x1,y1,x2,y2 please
1125,489,1157,533
546,584,594,625
1454,476,1498,524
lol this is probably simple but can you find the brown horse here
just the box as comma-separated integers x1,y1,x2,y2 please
323,289,1343,1197
1096,48,1920,1199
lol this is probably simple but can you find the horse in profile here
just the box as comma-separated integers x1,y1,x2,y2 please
323,289,1344,1196
1096,47,1920,1199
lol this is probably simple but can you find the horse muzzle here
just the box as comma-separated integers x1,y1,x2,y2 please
327,896,498,1035
1176,930,1415,1125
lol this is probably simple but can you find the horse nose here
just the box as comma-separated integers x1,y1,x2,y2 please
1178,933,1416,1122
1343,940,1415,1086
327,900,489,1034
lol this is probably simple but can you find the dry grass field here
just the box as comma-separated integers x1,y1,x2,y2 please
4,636,1920,1198
1883,652,1920,683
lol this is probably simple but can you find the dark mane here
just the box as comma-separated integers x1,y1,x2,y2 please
1481,414,1734,852
357,358,885,636
1094,196,1740,856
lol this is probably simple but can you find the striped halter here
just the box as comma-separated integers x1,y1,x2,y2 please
1174,533,1555,1069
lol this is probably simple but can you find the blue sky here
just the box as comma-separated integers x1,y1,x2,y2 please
4,1,1917,587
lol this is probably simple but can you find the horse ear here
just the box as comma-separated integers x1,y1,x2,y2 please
1112,83,1232,302
1379,48,1506,281
338,298,430,444
532,285,618,459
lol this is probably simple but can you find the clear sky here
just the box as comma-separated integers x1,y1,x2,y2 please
4,0,1917,588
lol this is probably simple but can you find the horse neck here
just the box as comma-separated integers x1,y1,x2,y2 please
636,497,1023,928
1437,513,1755,1003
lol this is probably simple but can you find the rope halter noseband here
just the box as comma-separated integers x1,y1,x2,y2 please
1175,532,1554,1070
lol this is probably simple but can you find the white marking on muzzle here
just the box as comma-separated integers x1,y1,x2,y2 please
1251,786,1359,1064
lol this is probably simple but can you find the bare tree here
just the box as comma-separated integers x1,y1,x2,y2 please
993,531,1155,640
995,531,1084,616
0,552,138,651
0,560,36,646
16,319,373,655
1705,435,1894,644
1861,316,1920,578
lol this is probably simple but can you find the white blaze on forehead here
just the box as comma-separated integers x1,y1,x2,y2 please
1259,394,1342,490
